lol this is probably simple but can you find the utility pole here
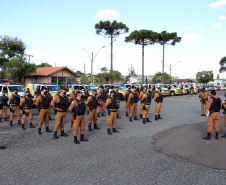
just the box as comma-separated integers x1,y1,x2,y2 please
25,54,33,63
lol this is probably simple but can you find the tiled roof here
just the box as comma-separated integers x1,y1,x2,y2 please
31,67,78,76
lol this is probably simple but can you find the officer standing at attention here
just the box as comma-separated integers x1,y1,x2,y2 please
139,87,146,119
203,90,221,140
105,91,119,135
9,89,21,126
0,91,8,121
124,85,132,117
154,88,163,121
97,87,106,117
87,90,100,131
20,92,35,130
69,91,88,144
199,88,210,116
190,85,194,95
167,85,171,96
82,88,90,114
36,88,53,135
152,85,156,97
70,88,79,127
114,86,121,119
51,88,69,139
141,88,152,124
128,88,139,122
105,86,110,99
34,86,41,99
46,88,53,120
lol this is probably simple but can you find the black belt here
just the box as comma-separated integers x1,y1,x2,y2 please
24,108,31,109
57,110,66,112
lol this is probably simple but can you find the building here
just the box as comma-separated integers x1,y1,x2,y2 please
208,79,226,87
24,67,79,87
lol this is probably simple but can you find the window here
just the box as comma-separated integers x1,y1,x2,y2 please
67,77,75,85
0,86,2,92
3,87,8,93
51,77,57,84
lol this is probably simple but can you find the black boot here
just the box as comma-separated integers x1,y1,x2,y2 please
74,136,80,144
38,128,42,135
0,118,2,122
221,133,226,138
53,132,58,139
61,130,68,136
49,116,52,120
134,116,139,121
155,115,158,121
22,124,26,130
94,124,100,130
140,114,142,119
129,117,132,122
88,125,93,131
126,112,129,117
158,115,163,119
201,114,205,116
107,129,112,135
4,117,7,121
215,132,219,140
146,118,151,122
143,118,146,124
46,127,53,132
203,132,211,140
30,123,35,128
101,113,105,117
10,121,13,126
112,128,120,133
18,120,21,125
0,145,6,149
80,134,89,141
98,113,100,118
117,114,121,119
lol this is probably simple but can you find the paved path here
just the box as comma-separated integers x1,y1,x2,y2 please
0,92,226,185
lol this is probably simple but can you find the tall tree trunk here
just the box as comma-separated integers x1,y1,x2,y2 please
111,36,113,83
162,43,165,84
142,44,144,84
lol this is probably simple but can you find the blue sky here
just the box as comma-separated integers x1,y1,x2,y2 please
1,0,226,79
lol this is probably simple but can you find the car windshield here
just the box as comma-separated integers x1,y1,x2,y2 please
8,86,26,92
85,85,97,91
161,85,168,88
46,85,59,92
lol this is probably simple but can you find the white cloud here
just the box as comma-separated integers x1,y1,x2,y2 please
179,32,202,42
94,9,121,20
209,0,226,8
219,15,226,19
213,22,223,28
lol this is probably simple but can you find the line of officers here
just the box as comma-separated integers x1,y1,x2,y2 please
0,85,164,148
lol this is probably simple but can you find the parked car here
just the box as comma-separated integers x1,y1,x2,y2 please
214,86,221,91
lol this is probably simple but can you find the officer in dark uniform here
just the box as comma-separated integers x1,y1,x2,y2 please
34,86,41,98
70,88,79,127
203,90,221,140
46,88,53,120
0,91,8,121
154,88,163,121
128,88,139,122
9,89,21,126
51,89,69,139
97,87,106,117
113,86,121,119
105,91,119,135
36,88,53,135
141,88,152,124
69,91,88,144
105,86,110,99
124,85,132,117
167,85,171,96
82,89,90,114
20,92,35,130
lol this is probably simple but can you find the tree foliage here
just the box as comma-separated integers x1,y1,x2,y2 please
219,56,226,73
196,71,214,84
80,75,90,84
152,72,172,84
36,63,52,67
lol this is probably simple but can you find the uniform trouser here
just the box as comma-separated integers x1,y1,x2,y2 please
10,106,20,121
207,112,220,133
0,106,7,118
129,103,137,117
54,111,66,132
125,101,130,113
98,101,105,113
84,101,89,111
191,89,194,95
201,102,207,115
22,109,33,124
155,102,162,115
48,107,51,116
88,109,97,125
38,109,49,128
116,101,120,114
73,115,85,136
107,111,117,129
140,102,144,115
168,90,171,95
143,104,150,118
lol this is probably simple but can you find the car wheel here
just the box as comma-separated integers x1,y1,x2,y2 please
171,91,175,96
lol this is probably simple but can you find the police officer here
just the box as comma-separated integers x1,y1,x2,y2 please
97,87,106,117
36,88,52,135
152,85,156,97
190,85,194,95
105,86,110,99
46,88,53,120
154,88,163,121
199,88,210,116
87,90,100,131
23,88,31,98
51,88,68,139
0,91,8,121
114,86,121,119
20,92,35,130
105,91,119,135
9,89,21,126
203,90,221,140
70,88,79,127
167,85,171,96
141,88,152,124
124,85,132,117
128,88,139,122
82,88,90,114
69,91,88,144
34,86,41,98
139,87,146,119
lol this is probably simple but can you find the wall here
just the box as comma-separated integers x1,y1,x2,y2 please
24,76,50,87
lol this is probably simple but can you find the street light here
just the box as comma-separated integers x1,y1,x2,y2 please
170,61,181,77
83,46,105,85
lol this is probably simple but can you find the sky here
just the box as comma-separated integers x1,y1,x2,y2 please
0,0,226,79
